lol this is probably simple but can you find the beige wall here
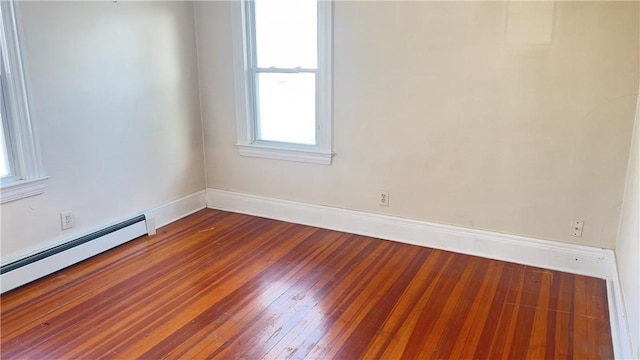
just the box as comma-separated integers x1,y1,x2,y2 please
1,1,636,260
615,94,639,358
0,1,205,262
196,1,639,249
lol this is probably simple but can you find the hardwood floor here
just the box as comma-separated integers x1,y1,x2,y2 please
1,209,613,359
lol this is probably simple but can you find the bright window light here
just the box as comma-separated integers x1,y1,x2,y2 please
0,0,47,203
231,0,333,164
254,0,317,69
0,113,10,178
257,73,316,144
252,0,319,146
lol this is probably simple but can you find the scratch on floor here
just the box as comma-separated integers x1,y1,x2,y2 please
502,302,598,319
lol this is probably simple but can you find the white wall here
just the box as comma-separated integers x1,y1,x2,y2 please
196,1,639,249
0,1,205,262
616,93,639,358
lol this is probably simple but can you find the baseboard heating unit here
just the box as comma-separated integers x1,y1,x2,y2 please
1,215,148,294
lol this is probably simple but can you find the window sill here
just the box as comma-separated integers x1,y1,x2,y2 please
236,144,334,165
1,176,49,204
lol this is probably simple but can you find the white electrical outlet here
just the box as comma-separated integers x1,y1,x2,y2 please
61,211,74,230
379,191,390,206
570,220,584,237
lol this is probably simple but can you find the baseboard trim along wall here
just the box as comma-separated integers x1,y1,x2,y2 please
0,190,206,294
608,273,633,359
205,188,630,358
144,190,208,231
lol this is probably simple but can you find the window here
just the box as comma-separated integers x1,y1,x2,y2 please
0,0,46,204
231,0,333,165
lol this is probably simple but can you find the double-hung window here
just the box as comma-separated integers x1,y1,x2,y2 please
232,0,333,165
0,0,46,204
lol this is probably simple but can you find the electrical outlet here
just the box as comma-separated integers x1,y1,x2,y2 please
379,191,390,206
61,211,74,230
570,220,584,237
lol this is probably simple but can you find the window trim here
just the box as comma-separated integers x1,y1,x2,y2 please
0,0,47,204
231,0,333,165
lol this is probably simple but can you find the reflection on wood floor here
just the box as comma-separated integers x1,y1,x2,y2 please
1,209,613,359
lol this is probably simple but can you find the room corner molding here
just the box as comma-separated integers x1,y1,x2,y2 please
144,190,207,229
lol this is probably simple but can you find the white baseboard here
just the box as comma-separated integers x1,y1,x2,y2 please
206,189,614,277
608,273,633,359
144,190,207,230
205,188,629,358
1,190,206,293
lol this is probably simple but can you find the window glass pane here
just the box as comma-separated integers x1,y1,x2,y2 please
257,73,316,145
0,76,10,178
254,0,317,68
0,124,9,178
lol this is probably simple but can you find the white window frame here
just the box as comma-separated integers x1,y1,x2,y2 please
231,0,333,165
0,0,47,204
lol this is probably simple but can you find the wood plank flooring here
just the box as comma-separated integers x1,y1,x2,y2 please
1,209,613,359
